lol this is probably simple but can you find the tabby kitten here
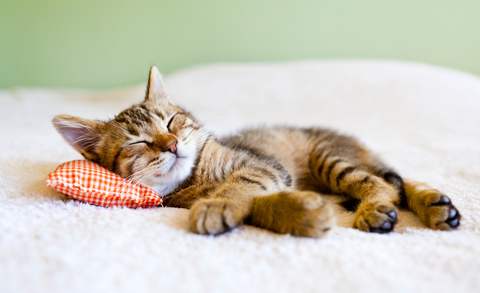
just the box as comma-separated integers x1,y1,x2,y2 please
53,66,461,237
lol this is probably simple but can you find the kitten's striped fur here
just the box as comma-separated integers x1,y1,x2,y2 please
53,66,461,237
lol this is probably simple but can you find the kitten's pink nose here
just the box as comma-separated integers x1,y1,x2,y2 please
165,141,177,153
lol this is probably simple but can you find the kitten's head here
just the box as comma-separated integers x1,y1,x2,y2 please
53,66,208,196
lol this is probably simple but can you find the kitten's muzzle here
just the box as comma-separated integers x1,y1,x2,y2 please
164,141,177,154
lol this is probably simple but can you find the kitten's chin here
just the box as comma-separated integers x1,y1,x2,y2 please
147,156,195,197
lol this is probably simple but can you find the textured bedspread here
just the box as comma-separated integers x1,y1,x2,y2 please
1,60,479,293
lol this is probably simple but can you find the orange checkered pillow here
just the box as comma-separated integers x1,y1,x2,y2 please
45,160,162,208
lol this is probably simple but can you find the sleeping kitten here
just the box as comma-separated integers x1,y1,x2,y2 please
52,66,461,237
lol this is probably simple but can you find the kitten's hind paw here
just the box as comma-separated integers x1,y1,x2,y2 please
425,194,461,231
353,202,398,234
403,180,461,231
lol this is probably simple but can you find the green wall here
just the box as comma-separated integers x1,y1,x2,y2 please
1,0,479,89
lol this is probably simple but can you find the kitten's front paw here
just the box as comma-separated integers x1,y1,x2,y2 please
424,194,461,231
251,191,337,238
189,198,246,235
353,202,398,233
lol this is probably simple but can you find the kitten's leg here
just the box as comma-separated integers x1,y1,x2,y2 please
248,190,336,238
189,187,337,238
188,170,336,237
403,179,461,230
314,156,400,233
342,172,399,233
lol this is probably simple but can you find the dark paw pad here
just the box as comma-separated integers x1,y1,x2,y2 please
369,210,397,234
370,221,393,233
445,207,460,228
387,210,397,220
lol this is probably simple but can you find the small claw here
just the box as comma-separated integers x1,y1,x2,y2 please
369,220,394,234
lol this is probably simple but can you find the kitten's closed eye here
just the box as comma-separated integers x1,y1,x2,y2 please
166,115,176,131
168,113,190,134
129,140,150,146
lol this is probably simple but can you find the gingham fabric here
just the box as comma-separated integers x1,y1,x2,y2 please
45,160,162,208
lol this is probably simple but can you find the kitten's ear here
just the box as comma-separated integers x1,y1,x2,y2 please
52,115,105,161
145,66,168,103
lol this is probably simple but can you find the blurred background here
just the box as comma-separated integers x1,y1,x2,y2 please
1,0,479,89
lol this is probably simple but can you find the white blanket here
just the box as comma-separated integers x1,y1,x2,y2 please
1,60,479,293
